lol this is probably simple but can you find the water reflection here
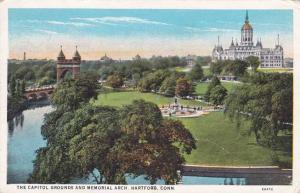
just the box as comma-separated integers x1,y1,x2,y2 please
8,113,24,137
7,106,53,184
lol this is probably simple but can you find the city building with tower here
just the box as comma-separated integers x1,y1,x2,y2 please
212,11,284,68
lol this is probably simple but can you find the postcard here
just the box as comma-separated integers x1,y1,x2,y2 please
0,0,299,193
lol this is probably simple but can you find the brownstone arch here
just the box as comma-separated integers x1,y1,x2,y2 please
56,46,81,82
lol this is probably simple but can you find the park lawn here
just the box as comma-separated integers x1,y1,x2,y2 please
94,91,206,107
257,68,293,73
93,91,291,166
174,67,186,72
178,112,280,166
195,82,239,96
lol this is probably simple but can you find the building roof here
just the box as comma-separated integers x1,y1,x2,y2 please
73,46,81,59
58,47,65,58
242,10,253,30
242,22,253,30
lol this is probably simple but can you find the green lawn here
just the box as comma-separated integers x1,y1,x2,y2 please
257,68,293,73
195,82,239,96
178,113,276,166
94,91,206,107
174,66,187,72
93,91,291,167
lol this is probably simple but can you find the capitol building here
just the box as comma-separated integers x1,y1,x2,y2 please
212,11,284,68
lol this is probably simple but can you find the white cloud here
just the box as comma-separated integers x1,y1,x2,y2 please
47,20,93,27
70,17,118,26
35,29,59,35
71,16,171,26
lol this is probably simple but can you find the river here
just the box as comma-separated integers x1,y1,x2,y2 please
7,105,247,185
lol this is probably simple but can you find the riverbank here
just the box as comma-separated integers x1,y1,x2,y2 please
7,97,51,121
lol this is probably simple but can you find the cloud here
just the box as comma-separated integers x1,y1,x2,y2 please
71,16,171,26
47,20,93,27
35,29,59,35
185,26,239,33
70,17,118,26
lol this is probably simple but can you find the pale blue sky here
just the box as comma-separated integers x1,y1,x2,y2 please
9,9,293,59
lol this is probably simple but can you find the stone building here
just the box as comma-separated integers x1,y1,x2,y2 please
212,11,284,68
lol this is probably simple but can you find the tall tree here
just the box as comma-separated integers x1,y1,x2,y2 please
209,85,227,105
175,78,193,97
246,56,260,72
106,74,124,88
9,76,16,96
210,60,224,75
159,75,176,97
50,72,99,112
188,63,204,82
204,76,221,102
225,72,293,146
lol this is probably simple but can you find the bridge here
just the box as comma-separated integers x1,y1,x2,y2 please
25,85,55,101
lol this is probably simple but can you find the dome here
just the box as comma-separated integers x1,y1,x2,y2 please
241,11,252,30
242,22,252,30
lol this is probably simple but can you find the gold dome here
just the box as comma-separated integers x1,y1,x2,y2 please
242,22,252,30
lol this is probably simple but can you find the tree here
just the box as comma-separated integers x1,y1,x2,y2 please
106,74,124,88
115,100,196,184
20,80,26,95
225,72,293,147
210,60,224,75
51,72,99,112
209,85,227,105
188,63,204,82
9,76,16,96
175,78,193,97
138,70,170,92
29,100,196,184
159,75,176,97
204,76,221,102
246,56,260,72
224,60,248,77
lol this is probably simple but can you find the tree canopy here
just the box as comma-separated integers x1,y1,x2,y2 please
204,76,221,102
175,78,193,97
29,78,196,184
209,85,228,106
225,72,293,147
188,63,204,82
106,74,124,88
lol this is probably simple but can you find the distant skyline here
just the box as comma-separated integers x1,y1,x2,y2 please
9,9,293,60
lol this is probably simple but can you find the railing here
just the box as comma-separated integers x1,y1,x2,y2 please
25,84,56,92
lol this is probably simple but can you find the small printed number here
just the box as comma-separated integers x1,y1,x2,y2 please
262,187,273,191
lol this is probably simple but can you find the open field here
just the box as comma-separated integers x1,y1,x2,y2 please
93,91,291,166
94,91,206,107
179,112,276,166
195,82,239,96
257,68,293,73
